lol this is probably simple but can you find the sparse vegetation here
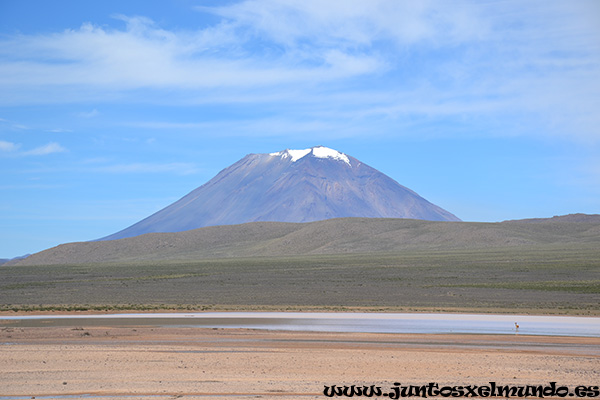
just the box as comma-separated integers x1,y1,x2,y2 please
1,242,598,315
437,280,600,294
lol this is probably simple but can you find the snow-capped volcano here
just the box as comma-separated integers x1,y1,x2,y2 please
101,146,460,240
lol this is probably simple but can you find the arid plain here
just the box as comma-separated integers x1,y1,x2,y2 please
1,324,599,400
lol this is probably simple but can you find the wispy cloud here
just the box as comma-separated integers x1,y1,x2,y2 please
77,109,100,118
0,1,598,141
0,118,29,130
0,14,381,96
199,0,490,48
47,128,73,133
0,140,20,152
23,142,67,156
0,140,67,156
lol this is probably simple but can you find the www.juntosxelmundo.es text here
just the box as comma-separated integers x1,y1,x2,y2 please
323,382,599,398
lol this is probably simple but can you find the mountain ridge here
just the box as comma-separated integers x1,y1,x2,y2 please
15,215,600,266
503,213,600,224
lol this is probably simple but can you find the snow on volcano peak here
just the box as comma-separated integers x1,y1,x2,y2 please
269,148,310,162
270,146,350,165
311,146,351,165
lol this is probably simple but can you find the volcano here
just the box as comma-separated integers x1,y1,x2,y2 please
101,146,459,240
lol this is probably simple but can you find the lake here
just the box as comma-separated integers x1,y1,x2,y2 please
2,312,599,337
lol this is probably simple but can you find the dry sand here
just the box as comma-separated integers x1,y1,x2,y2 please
0,325,598,400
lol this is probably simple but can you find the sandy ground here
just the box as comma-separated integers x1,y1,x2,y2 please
0,326,598,400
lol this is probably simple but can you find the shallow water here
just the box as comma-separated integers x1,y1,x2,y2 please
1,312,599,337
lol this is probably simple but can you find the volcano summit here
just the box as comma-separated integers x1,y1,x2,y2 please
102,146,459,240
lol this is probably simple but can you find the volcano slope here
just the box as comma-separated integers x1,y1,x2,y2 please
101,146,459,241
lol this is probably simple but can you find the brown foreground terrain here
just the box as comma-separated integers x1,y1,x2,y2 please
1,325,598,400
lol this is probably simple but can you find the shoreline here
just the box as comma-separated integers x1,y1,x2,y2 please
2,304,599,317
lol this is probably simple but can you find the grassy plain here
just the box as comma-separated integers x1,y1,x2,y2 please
1,242,598,315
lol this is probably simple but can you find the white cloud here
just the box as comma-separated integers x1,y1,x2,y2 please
0,12,382,98
78,109,100,118
0,140,67,156
0,0,598,141
23,142,67,156
0,140,19,152
200,0,489,48
47,128,73,133
0,118,29,130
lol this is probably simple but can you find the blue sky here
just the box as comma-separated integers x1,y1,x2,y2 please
1,0,599,258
